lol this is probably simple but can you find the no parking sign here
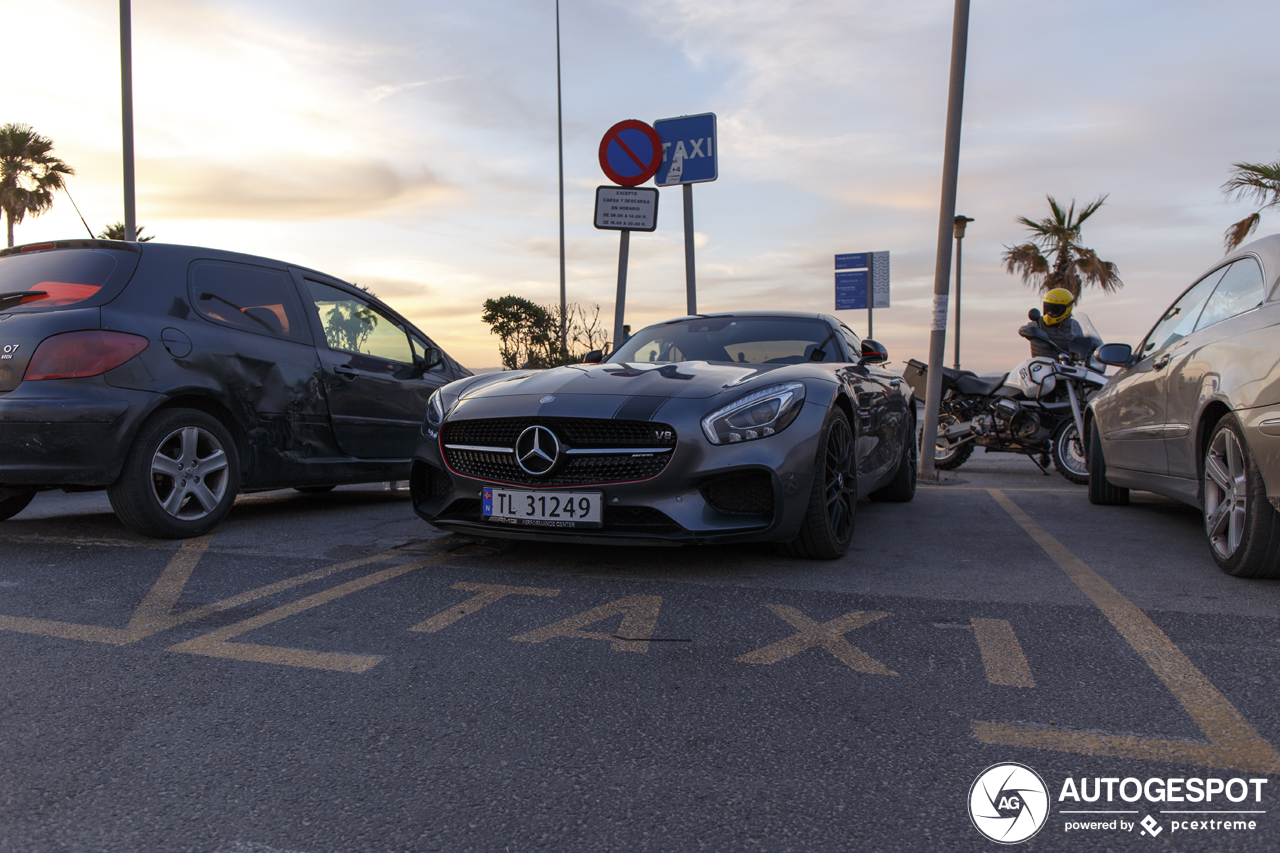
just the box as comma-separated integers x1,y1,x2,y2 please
598,120,663,187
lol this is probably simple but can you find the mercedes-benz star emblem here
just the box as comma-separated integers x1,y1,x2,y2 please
515,425,561,476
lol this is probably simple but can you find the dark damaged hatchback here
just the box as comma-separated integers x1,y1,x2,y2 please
0,240,468,537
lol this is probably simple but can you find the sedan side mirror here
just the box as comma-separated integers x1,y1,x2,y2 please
582,349,604,364
1095,342,1133,367
424,347,443,370
860,339,889,365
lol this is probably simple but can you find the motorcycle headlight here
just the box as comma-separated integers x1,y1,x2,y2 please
424,390,445,439
701,382,806,445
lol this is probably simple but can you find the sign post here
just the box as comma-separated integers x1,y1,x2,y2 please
597,121,663,353
834,252,890,338
655,113,717,315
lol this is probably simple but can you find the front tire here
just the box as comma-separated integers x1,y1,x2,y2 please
109,408,241,539
1202,416,1280,578
1087,419,1129,505
781,408,856,560
1052,420,1089,485
0,488,37,521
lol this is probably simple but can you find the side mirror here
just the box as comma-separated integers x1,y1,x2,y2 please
582,349,604,364
859,339,889,365
423,347,443,370
1028,308,1041,322
1095,342,1133,367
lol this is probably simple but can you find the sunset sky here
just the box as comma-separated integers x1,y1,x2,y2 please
8,0,1280,371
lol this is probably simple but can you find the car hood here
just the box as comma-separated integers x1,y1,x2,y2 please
459,361,792,402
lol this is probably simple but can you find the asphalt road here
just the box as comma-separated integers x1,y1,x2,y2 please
2,450,1279,852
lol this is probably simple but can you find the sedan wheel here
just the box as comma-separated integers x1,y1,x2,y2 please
1202,416,1280,578
109,408,241,539
781,408,856,559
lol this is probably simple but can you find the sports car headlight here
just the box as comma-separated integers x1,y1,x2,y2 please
701,382,806,445
424,390,445,439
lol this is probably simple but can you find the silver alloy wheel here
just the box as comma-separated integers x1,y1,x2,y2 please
1204,426,1248,560
149,426,231,520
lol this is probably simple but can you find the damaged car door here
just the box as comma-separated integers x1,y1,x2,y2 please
296,275,445,459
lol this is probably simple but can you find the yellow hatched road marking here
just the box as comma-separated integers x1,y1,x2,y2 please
980,488,1280,773
168,554,451,672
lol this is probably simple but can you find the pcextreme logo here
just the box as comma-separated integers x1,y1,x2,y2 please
968,763,1050,844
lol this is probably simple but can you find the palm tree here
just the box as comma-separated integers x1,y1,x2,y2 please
1002,195,1122,299
1222,159,1280,251
0,124,74,248
98,221,154,242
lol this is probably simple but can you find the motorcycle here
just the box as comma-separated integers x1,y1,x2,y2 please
905,311,1109,483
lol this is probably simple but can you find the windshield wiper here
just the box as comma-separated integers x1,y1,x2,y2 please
0,290,48,310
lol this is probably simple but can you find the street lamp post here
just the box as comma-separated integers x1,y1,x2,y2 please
953,215,973,370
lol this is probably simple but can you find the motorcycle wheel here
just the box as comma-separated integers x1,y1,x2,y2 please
932,411,973,471
1051,420,1089,484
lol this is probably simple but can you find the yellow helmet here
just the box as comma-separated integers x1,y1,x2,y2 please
1042,288,1076,326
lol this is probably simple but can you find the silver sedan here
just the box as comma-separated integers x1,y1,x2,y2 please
1087,234,1280,578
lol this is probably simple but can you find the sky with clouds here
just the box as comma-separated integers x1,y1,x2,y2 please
7,0,1280,371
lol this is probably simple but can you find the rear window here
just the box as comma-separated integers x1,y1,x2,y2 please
0,248,139,313
188,260,310,343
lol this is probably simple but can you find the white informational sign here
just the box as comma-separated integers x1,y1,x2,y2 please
870,250,890,308
593,186,659,232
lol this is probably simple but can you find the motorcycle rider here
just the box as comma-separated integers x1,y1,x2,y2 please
1021,287,1081,358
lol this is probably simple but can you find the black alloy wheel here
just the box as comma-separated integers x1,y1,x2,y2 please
781,407,856,559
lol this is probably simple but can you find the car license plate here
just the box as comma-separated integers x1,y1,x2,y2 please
482,487,603,528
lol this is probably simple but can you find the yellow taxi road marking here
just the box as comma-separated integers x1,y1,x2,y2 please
167,555,450,673
0,534,168,548
411,582,560,633
511,594,661,653
980,488,1280,773
735,606,897,675
970,618,1035,687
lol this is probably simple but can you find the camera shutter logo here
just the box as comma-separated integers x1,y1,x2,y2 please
515,425,561,476
968,763,1050,844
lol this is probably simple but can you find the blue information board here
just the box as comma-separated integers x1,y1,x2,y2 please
654,113,718,186
835,270,868,310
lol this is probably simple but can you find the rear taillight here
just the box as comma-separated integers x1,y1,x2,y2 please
23,330,149,381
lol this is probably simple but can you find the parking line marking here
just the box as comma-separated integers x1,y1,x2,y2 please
168,554,450,673
971,618,1035,687
977,488,1280,773
511,594,662,653
411,582,560,633
127,535,212,632
736,606,897,675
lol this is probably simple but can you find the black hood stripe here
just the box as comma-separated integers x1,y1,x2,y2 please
613,394,666,422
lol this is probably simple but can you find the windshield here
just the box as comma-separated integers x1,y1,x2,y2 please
610,316,841,365
0,249,138,313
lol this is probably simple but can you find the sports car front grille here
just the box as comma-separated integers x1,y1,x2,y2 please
441,417,676,487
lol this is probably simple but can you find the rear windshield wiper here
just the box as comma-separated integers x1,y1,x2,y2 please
0,290,48,310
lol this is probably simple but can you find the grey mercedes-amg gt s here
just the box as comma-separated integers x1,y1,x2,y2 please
409,312,916,558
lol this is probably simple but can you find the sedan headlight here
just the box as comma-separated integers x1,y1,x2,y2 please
424,390,445,439
701,382,806,445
